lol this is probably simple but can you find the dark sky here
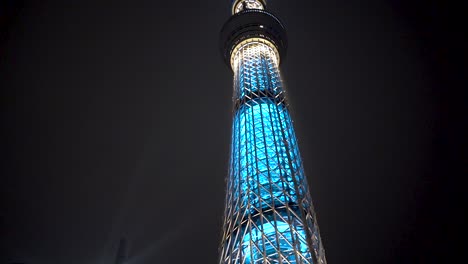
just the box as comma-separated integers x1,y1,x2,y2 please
0,0,465,263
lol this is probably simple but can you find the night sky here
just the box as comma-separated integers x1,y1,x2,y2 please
0,0,465,263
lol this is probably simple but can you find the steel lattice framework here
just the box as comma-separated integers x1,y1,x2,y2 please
219,1,327,264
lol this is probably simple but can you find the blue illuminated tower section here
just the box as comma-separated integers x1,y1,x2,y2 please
219,1,327,263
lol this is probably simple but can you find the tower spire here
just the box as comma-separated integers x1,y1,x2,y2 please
219,3,327,264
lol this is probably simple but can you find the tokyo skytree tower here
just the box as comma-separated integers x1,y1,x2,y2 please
219,0,327,263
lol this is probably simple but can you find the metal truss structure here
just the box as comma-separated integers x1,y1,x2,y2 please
219,1,327,264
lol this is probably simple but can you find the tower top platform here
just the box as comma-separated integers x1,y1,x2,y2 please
231,0,267,14
220,9,287,68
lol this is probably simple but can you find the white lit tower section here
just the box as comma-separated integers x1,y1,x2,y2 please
219,0,327,263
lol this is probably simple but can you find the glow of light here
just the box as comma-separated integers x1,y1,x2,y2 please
242,220,310,263
230,39,280,71
233,0,265,14
222,37,313,263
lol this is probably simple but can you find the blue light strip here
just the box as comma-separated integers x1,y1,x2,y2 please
232,99,301,211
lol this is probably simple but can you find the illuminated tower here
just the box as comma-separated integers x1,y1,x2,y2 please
219,1,327,263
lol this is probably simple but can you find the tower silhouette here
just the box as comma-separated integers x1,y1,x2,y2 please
219,1,327,263
114,238,127,264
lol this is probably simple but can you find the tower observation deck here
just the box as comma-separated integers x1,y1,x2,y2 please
219,1,327,263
